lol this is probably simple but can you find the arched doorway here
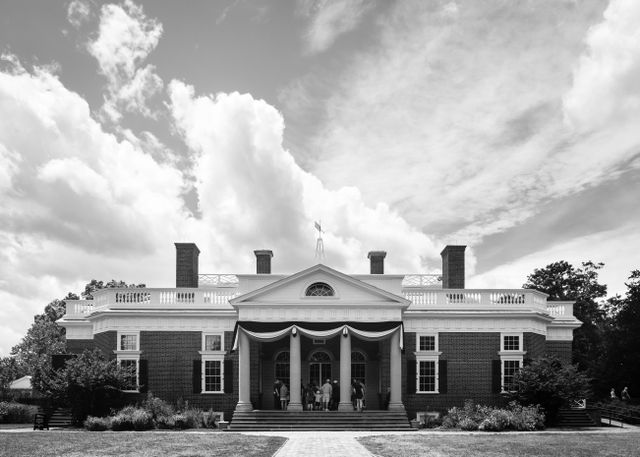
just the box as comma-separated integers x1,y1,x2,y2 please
274,350,290,387
308,350,332,387
351,350,366,384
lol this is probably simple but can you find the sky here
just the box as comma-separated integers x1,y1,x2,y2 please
1,0,639,357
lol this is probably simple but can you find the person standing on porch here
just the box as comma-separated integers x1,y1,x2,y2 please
321,379,332,411
280,383,289,411
273,380,281,410
354,380,365,412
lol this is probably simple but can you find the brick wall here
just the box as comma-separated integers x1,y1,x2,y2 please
404,332,505,417
138,331,238,420
524,333,546,360
545,340,572,364
175,243,199,288
66,339,95,354
94,331,116,358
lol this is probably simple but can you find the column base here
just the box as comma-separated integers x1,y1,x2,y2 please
234,401,253,412
388,401,406,411
287,402,303,411
338,401,354,412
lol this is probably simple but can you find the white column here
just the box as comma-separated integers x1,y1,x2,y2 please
235,330,252,412
338,328,352,411
388,328,405,411
288,330,303,411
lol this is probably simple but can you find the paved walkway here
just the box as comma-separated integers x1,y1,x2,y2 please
266,432,374,457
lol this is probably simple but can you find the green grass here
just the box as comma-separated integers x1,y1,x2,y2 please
358,432,640,457
0,431,287,457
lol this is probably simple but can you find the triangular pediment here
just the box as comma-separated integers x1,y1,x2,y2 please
230,264,409,308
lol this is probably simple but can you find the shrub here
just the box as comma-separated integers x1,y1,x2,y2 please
172,413,189,429
142,393,173,420
459,417,478,431
0,402,38,423
84,416,111,431
441,406,461,428
183,408,204,428
110,406,154,431
202,409,220,428
479,409,510,431
507,402,545,431
155,414,175,429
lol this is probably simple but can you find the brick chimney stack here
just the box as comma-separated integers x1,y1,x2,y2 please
441,245,466,289
254,250,273,274
175,243,200,288
368,251,387,274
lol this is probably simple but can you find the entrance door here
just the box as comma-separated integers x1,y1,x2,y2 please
308,351,332,387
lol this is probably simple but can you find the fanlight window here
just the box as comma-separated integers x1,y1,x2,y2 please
309,351,331,363
305,282,335,297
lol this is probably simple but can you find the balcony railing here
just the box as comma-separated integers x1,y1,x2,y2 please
403,288,557,312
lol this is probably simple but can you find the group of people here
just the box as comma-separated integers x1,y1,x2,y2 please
610,386,632,402
273,378,367,411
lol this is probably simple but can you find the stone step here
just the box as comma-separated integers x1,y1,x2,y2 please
230,410,412,431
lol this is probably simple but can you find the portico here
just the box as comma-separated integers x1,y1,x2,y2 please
230,264,410,413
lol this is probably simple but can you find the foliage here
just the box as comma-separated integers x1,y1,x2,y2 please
601,271,640,399
32,349,129,424
507,356,591,424
84,415,111,431
0,401,38,423
523,260,608,380
81,279,146,300
441,400,545,431
111,406,154,431
0,357,25,396
141,393,174,419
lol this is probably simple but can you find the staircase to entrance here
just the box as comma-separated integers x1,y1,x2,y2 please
230,410,412,431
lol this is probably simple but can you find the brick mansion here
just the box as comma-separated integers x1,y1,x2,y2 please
58,243,581,422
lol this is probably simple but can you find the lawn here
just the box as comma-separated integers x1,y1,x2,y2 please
358,432,640,457
0,431,286,457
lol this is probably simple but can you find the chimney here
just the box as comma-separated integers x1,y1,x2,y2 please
175,243,200,288
367,251,387,274
441,245,466,289
254,250,273,274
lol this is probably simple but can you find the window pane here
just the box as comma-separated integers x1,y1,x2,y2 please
503,336,520,351
503,360,520,391
418,361,436,392
305,283,334,296
205,335,222,351
120,360,137,390
419,336,435,351
120,334,137,351
204,360,222,392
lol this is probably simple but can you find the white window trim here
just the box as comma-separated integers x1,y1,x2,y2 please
201,355,225,394
501,332,522,352
500,355,523,393
117,331,140,352
202,332,225,353
415,356,440,394
117,356,140,393
416,333,438,352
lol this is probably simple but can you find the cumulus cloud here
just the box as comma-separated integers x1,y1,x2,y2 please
297,0,372,54
168,81,443,274
0,59,190,355
563,0,640,132
301,0,640,247
67,0,91,29
88,0,164,121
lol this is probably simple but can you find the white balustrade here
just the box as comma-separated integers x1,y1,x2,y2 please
402,274,442,288
403,289,558,313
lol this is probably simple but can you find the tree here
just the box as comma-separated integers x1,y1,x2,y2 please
0,356,24,397
33,349,130,424
602,271,640,399
9,294,77,378
508,356,591,425
523,261,608,381
82,279,146,300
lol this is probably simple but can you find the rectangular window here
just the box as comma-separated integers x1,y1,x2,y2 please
203,360,222,392
503,360,520,391
312,339,326,345
120,333,138,351
418,360,436,393
204,334,222,351
419,335,436,351
503,335,520,351
120,359,138,391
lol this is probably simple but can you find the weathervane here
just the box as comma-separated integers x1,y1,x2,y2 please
314,221,325,260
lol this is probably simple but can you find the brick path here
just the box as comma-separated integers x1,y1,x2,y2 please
258,431,374,457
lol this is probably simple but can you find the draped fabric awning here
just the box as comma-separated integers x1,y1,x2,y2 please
232,321,404,351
